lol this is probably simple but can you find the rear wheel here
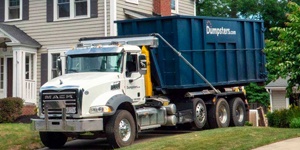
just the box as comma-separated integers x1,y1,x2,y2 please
106,110,136,148
39,132,67,149
208,98,230,128
229,97,246,126
191,98,207,130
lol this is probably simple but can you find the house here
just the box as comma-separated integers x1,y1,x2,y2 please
0,0,196,109
265,77,299,112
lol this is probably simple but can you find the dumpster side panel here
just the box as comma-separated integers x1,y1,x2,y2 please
116,16,266,90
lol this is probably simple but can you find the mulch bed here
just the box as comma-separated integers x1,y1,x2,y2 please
14,115,39,124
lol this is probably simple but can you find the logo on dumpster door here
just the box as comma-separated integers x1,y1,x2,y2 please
206,21,237,36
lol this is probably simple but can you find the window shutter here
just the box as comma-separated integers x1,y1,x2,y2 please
41,53,48,86
0,0,4,22
47,0,54,22
90,0,98,18
23,0,29,20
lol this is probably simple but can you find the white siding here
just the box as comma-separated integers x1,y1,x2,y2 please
117,0,153,20
4,0,108,49
179,0,195,16
271,90,287,111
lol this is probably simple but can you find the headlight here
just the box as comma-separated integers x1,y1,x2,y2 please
89,106,112,114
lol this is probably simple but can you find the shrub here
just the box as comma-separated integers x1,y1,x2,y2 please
290,118,300,128
267,106,300,128
0,97,24,123
244,121,253,126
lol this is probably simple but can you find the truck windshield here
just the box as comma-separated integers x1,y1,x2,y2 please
66,53,123,73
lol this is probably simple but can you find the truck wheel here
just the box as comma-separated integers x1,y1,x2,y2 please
39,132,67,149
229,97,246,126
106,110,136,148
191,98,207,130
208,98,230,128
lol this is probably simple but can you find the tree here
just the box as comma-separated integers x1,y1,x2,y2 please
265,2,300,95
245,83,270,107
196,0,295,39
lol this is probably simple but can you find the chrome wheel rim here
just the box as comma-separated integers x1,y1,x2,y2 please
219,105,228,124
236,105,244,122
195,102,206,123
119,119,131,142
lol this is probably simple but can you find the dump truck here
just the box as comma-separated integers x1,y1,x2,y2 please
32,16,266,148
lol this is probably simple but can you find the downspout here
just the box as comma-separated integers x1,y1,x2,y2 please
104,0,107,36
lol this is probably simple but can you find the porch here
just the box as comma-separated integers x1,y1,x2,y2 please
0,24,41,104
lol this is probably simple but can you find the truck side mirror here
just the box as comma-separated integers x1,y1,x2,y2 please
139,55,147,75
56,58,62,75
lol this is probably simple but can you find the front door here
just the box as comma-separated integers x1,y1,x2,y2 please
6,58,13,97
124,53,145,105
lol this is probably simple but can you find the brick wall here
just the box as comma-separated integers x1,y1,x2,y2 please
22,104,36,116
153,0,171,16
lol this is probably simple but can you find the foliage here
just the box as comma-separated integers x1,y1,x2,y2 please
264,2,300,96
267,106,300,128
196,0,300,39
0,97,24,123
245,83,269,107
244,121,253,126
290,118,300,128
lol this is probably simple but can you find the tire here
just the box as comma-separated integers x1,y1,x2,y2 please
106,110,136,148
191,98,207,130
39,132,67,149
208,98,230,128
229,97,246,126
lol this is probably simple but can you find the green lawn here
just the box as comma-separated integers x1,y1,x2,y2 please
122,127,300,150
1,124,300,150
0,123,42,150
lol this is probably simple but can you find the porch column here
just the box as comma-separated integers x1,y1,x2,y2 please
12,47,24,98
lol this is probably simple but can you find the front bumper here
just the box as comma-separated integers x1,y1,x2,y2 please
31,118,103,132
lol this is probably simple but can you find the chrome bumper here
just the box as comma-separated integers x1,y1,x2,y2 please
31,118,103,132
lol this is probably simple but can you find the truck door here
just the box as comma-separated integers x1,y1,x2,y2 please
125,53,145,105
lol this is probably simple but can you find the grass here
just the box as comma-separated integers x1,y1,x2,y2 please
122,127,300,150
0,123,42,150
1,124,300,150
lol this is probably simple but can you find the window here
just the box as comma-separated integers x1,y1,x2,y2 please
54,0,90,20
171,0,178,14
51,53,60,78
4,0,23,21
0,58,3,89
25,54,34,80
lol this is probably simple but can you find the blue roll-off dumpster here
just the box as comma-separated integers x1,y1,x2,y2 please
116,16,267,90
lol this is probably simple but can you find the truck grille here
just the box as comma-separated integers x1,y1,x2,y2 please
41,90,78,114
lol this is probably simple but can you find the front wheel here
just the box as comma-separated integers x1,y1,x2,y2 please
106,110,136,148
39,132,67,149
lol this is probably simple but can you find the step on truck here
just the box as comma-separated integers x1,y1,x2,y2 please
32,16,266,149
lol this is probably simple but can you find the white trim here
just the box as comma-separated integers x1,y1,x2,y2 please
4,0,23,22
104,0,107,36
265,87,286,90
286,98,290,109
53,0,91,21
194,0,196,16
171,0,179,14
125,0,138,5
268,89,274,112
110,0,117,36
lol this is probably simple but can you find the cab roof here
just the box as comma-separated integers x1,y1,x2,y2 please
66,45,141,55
